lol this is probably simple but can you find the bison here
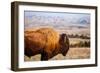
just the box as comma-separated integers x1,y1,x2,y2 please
24,28,69,61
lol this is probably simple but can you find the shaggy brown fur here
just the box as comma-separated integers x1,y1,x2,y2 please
25,28,69,61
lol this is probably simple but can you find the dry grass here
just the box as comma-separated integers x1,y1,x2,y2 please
24,48,90,61
69,38,90,45
65,48,90,59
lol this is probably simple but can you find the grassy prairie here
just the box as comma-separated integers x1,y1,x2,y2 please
24,48,90,61
64,48,90,59
24,29,90,61
69,38,89,45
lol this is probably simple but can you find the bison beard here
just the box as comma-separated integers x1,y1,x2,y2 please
24,28,69,61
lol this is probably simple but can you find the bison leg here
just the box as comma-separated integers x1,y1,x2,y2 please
41,51,51,61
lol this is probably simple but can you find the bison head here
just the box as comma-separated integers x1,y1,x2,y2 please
59,33,69,56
